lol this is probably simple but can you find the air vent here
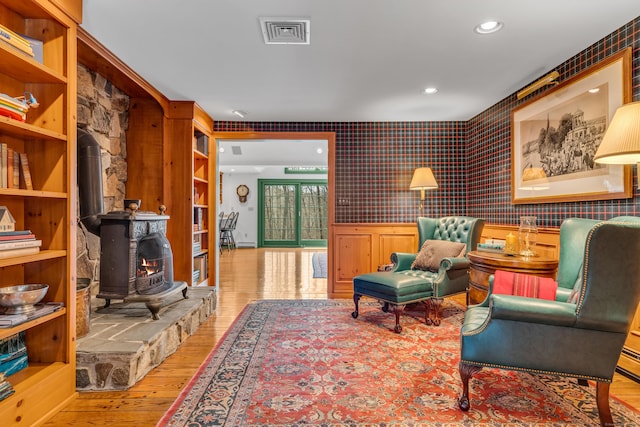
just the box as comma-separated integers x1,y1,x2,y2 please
259,17,310,45
231,146,242,155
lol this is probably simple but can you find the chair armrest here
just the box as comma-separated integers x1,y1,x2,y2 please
440,256,470,271
489,294,577,327
390,252,417,271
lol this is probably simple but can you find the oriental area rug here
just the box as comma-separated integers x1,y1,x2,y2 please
157,299,640,426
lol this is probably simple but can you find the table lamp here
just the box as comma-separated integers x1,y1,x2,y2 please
594,101,640,186
410,167,438,212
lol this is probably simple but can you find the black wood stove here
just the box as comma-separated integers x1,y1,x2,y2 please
97,204,187,319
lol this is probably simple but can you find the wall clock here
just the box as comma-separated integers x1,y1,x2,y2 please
236,184,249,202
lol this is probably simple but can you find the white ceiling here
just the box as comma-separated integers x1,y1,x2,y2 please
81,1,640,170
217,138,328,173
82,1,640,123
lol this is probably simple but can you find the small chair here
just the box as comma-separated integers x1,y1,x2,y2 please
458,218,640,427
352,216,485,332
219,211,238,252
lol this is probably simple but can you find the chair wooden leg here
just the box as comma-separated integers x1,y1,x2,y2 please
426,297,443,326
596,381,615,427
392,304,405,333
458,361,482,411
351,294,361,319
420,300,430,325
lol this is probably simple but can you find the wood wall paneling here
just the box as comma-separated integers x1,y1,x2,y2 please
330,223,560,299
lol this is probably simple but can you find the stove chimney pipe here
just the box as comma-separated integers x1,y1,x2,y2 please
77,128,104,236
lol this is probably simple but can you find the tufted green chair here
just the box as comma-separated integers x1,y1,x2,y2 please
352,216,485,332
458,218,640,426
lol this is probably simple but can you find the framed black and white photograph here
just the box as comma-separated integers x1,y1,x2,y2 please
511,48,632,204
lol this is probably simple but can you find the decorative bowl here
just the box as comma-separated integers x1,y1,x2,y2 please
0,284,49,315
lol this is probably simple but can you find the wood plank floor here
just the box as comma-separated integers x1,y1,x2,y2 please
45,248,640,426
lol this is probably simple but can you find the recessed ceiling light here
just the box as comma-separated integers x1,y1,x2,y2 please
316,147,323,154
424,87,438,95
474,20,503,35
232,110,247,118
588,88,600,94
219,147,225,153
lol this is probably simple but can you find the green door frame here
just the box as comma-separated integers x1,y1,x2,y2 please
258,179,328,248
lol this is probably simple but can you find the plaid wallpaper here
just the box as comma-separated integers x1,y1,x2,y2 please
215,16,640,227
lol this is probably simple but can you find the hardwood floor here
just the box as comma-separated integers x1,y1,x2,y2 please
45,248,640,426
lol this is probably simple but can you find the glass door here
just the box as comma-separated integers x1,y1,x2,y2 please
259,180,327,247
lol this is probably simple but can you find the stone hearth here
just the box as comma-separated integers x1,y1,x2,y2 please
76,287,215,391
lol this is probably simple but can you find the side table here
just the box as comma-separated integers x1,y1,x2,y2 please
467,250,559,305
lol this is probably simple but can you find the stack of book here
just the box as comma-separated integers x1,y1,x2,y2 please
0,23,34,58
0,373,14,401
0,147,32,190
0,93,29,122
0,230,41,260
0,331,27,401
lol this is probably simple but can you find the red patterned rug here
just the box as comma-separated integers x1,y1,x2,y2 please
157,299,640,426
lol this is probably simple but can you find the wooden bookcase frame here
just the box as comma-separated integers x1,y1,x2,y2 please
0,0,79,424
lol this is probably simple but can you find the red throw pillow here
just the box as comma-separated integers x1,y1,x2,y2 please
493,270,557,301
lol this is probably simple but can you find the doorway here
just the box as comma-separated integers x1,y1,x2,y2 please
213,131,336,293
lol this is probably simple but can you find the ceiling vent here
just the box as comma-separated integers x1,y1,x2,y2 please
259,17,310,45
231,146,242,155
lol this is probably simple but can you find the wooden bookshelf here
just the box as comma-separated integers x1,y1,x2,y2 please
0,0,78,424
166,101,214,286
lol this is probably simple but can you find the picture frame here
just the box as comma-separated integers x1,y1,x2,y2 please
511,48,632,204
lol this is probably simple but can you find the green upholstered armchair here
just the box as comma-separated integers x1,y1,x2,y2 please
352,216,485,332
458,219,640,426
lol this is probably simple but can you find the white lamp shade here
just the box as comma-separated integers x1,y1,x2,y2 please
594,101,640,164
410,167,438,190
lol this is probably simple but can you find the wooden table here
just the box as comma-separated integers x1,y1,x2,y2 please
467,250,559,305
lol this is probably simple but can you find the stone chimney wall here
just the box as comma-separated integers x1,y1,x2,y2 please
76,63,130,287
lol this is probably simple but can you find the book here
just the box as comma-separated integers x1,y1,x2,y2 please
6,148,12,190
0,143,5,188
0,303,63,328
19,152,33,190
11,150,18,189
0,246,39,259
0,239,41,250
0,234,36,241
20,34,43,64
0,230,33,237
0,314,27,327
0,94,29,111
0,99,28,114
0,107,26,122
0,23,34,57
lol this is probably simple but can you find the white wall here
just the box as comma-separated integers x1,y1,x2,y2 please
219,167,327,247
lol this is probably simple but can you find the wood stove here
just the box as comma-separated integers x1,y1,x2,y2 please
97,204,187,319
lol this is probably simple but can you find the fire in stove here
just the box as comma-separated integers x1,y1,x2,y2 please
136,232,174,295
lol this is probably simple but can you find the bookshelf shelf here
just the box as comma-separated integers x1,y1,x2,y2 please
0,249,67,268
0,1,76,424
0,116,67,141
0,307,66,340
0,188,67,198
194,176,208,184
0,42,67,84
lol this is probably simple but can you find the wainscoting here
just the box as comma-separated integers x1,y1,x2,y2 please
329,222,559,299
